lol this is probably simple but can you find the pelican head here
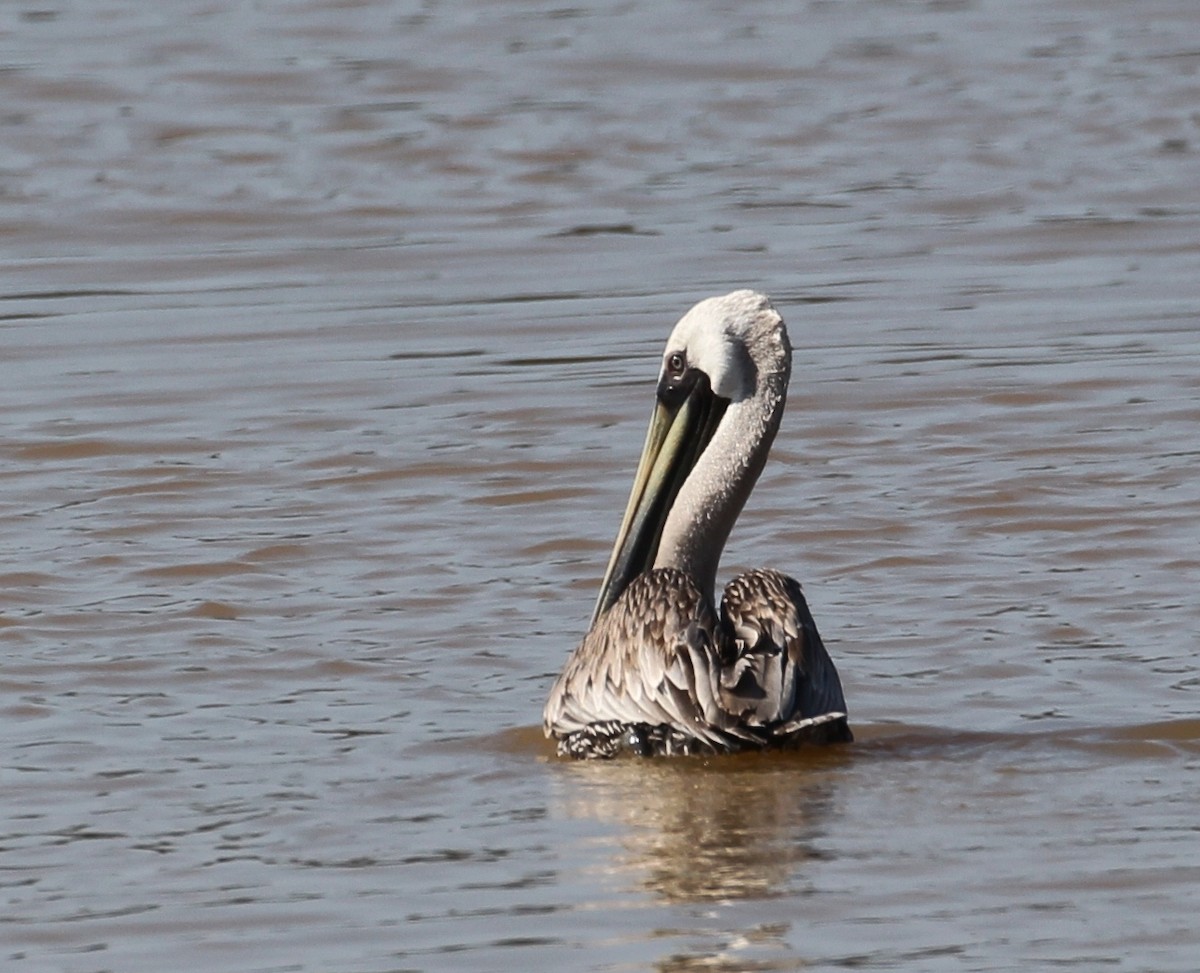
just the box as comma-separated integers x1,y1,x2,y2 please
591,290,791,624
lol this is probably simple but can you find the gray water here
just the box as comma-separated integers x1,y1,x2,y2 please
3,1,1200,970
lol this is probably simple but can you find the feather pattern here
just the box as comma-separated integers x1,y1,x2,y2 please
544,567,850,757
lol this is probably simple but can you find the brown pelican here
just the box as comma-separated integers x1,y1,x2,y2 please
544,290,851,758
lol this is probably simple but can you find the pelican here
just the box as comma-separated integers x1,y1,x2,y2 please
544,290,851,758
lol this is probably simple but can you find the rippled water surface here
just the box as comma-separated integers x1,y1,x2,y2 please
4,1,1200,970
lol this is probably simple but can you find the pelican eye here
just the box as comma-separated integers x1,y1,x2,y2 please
657,351,705,409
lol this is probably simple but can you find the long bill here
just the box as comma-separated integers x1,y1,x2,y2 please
590,374,728,626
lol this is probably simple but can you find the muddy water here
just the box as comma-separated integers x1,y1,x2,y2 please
3,0,1200,970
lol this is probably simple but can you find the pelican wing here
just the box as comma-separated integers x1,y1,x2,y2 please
544,568,760,753
719,569,851,742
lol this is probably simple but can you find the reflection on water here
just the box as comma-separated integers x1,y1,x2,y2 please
552,750,845,903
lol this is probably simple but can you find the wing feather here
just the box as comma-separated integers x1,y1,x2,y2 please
719,569,852,744
544,566,850,756
544,569,710,734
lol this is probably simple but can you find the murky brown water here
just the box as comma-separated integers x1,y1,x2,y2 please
4,0,1200,970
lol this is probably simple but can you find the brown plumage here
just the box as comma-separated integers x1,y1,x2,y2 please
545,568,849,757
544,292,850,758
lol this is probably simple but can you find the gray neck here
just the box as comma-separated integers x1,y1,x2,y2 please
652,371,788,599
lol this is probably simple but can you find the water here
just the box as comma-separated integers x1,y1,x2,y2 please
3,0,1199,970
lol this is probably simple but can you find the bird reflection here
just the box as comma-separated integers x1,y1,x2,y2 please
549,748,846,903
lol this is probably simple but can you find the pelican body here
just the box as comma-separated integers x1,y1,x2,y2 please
544,291,851,758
